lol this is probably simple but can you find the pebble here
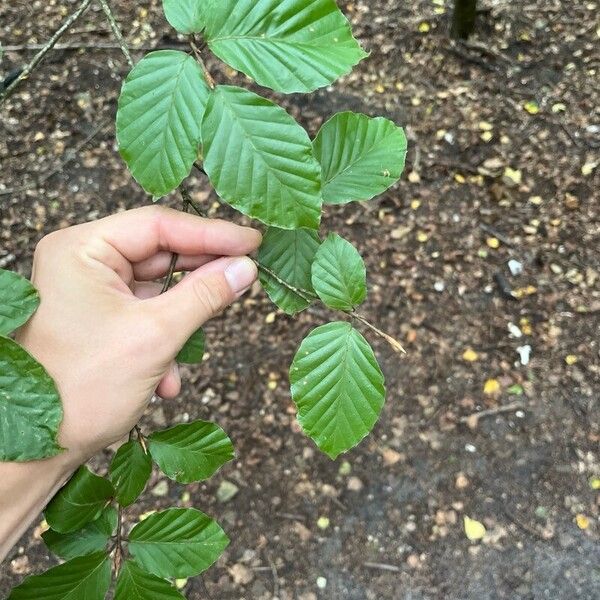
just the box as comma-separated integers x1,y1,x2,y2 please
151,480,169,497
508,259,523,275
316,577,327,589
217,480,239,503
347,476,364,491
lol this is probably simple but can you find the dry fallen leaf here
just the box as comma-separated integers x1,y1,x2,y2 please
483,378,501,396
464,516,486,541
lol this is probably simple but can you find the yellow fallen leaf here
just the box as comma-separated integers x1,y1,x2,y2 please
418,22,430,33
462,348,479,362
481,131,493,142
589,476,600,490
408,171,421,183
478,121,493,131
483,378,500,395
374,83,385,94
410,199,421,210
529,196,543,205
265,312,276,324
519,318,533,336
416,231,429,243
513,285,537,299
464,516,486,541
581,162,597,176
551,102,566,113
454,173,466,184
565,354,578,365
486,237,500,249
267,380,277,390
523,100,540,115
503,167,522,186
317,516,330,530
575,514,589,530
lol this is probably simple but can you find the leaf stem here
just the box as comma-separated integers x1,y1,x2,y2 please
114,508,123,574
347,311,406,354
189,36,216,89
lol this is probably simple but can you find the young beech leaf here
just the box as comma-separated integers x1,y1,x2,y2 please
128,508,229,578
115,560,186,600
0,268,39,335
148,420,234,484
290,322,385,459
204,0,368,93
311,233,367,310
7,551,111,600
0,336,63,462
258,227,321,314
176,328,205,364
42,507,117,561
202,85,322,230
313,112,408,204
163,0,205,34
109,440,152,507
45,467,114,534
116,50,209,198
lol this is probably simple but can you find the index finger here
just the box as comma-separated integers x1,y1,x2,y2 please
88,205,262,262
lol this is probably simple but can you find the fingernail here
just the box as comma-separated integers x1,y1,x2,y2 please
224,257,257,293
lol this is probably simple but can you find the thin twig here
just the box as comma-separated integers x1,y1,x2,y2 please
0,0,94,103
265,552,280,599
114,508,123,574
98,0,134,68
363,562,402,573
459,401,525,424
189,36,215,89
1,42,183,52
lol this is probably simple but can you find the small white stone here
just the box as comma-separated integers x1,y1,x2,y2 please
508,259,523,276
516,344,532,366
316,576,327,589
465,443,477,453
434,281,445,292
508,322,523,338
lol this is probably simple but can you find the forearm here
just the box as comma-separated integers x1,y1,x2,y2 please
0,452,79,561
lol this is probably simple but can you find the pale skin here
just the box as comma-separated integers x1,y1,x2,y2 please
0,206,261,561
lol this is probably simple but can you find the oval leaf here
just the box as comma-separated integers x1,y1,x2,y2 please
202,85,322,230
163,0,204,34
115,560,185,600
0,336,62,461
258,227,320,314
129,508,229,578
205,0,367,93
148,420,234,484
313,112,408,204
109,440,152,507
0,269,39,335
311,233,366,310
290,322,385,459
45,467,114,534
42,507,117,561
176,328,205,364
7,552,111,600
116,50,209,198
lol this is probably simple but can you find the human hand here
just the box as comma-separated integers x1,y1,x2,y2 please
16,206,261,465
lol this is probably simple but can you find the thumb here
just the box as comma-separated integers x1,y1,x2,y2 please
146,256,257,350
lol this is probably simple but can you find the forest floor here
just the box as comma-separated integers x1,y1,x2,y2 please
1,0,599,599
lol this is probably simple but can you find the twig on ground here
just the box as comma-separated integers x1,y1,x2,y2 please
479,223,515,248
459,402,525,424
1,42,184,52
0,0,94,103
363,562,402,573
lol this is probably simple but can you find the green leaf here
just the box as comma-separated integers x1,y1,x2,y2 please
163,0,204,34
42,508,117,561
289,321,385,459
45,467,114,534
109,440,152,507
7,552,111,600
116,50,209,198
0,336,63,461
148,420,234,484
311,233,366,310
258,227,320,314
313,112,408,204
176,328,205,364
129,508,229,578
202,85,322,229
205,0,367,93
0,269,39,335
115,560,185,600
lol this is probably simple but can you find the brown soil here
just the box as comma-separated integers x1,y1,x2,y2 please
1,1,599,599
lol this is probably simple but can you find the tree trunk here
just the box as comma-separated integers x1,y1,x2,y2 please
451,0,477,39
